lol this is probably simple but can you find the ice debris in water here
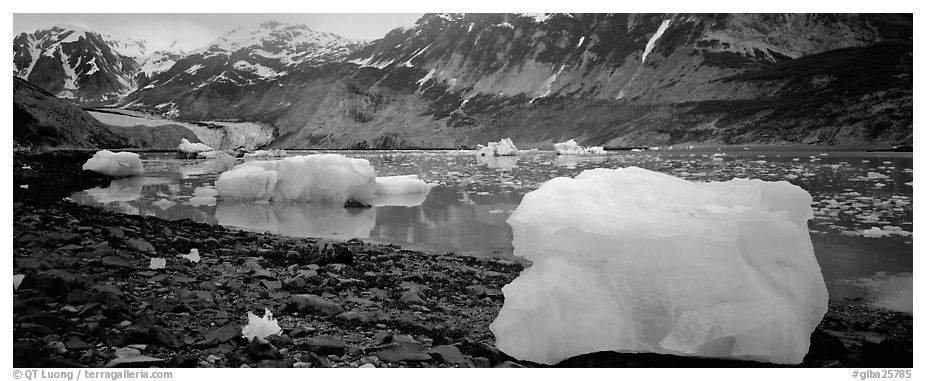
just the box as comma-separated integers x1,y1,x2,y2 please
177,138,213,153
553,139,606,155
149,258,166,270
13,274,25,290
242,309,282,342
82,150,145,177
244,149,287,158
181,249,201,263
491,167,828,365
476,138,519,156
216,154,376,204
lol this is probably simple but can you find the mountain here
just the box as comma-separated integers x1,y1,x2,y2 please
13,76,200,151
13,25,143,105
120,21,365,117
117,13,911,149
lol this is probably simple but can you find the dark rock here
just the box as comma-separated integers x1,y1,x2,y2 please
58,244,86,251
65,337,91,350
125,238,155,253
376,342,432,363
287,294,344,316
261,280,282,290
257,359,293,368
160,227,173,237
47,232,82,243
862,335,912,367
101,255,133,268
473,357,491,368
248,338,281,361
344,199,372,208
19,269,84,297
265,334,293,349
199,324,242,347
303,335,346,355
399,290,425,304
465,285,487,299
429,345,467,365
105,227,125,239
806,329,847,362
337,310,372,324
168,354,199,368
22,312,72,330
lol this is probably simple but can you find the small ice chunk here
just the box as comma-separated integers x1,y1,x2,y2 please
241,309,282,342
19,184,28,189
177,138,213,153
82,150,144,177
244,149,287,158
180,248,201,263
13,274,25,290
375,175,432,195
149,258,166,269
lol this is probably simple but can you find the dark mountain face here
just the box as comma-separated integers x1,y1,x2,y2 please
13,76,201,151
14,26,141,106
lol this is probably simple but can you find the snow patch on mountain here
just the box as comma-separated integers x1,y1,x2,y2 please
185,64,204,75
642,19,671,63
233,60,284,78
517,13,553,23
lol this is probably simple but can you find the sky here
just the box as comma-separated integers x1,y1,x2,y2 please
13,13,425,52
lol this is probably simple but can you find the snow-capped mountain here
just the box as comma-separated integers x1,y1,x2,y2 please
121,21,365,116
13,25,142,105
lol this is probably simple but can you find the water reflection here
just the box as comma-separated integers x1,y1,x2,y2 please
372,191,430,207
216,202,376,239
834,272,913,314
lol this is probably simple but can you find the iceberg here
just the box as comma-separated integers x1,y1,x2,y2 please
490,167,828,365
476,138,519,156
375,175,432,195
82,150,144,177
177,138,213,153
553,139,606,155
216,154,376,204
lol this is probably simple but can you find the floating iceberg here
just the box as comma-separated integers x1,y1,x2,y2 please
244,149,287,158
490,167,828,365
476,138,519,156
553,139,605,155
177,138,213,154
82,150,144,177
216,154,376,204
375,175,432,195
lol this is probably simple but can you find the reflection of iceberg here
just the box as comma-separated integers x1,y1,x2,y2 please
177,156,237,179
215,201,376,239
476,155,520,170
552,155,605,168
83,177,146,203
373,188,431,207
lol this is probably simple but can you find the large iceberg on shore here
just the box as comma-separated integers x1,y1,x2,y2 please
553,139,606,155
476,138,519,157
82,150,144,177
216,154,376,204
490,167,828,365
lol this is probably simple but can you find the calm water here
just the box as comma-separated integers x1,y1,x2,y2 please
71,149,913,313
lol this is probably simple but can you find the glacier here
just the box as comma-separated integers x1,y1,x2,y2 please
81,150,145,177
490,167,828,365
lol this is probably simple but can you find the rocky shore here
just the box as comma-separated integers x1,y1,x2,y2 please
12,151,912,368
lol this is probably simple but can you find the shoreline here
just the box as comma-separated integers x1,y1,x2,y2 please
12,151,912,368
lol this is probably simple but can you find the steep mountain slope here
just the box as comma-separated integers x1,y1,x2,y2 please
13,77,200,151
121,21,365,117
13,25,142,105
118,13,912,148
